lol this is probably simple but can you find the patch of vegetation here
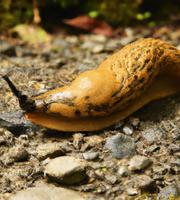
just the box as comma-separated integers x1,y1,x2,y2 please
0,0,179,31
0,0,33,32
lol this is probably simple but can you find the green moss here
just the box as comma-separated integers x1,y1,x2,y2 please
0,0,33,32
84,0,142,25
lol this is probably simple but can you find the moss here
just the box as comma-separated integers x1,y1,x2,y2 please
84,0,142,25
0,0,33,32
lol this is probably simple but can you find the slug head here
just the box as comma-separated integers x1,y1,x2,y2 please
2,75,36,112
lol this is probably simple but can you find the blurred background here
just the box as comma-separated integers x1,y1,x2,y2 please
0,0,180,35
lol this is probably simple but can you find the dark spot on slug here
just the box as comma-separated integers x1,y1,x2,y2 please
134,75,138,79
87,103,109,112
147,65,153,73
144,58,150,64
75,109,81,117
169,46,176,51
56,98,75,106
84,96,90,100
174,53,180,59
139,77,145,83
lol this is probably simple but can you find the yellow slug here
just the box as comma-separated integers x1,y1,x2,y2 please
3,38,180,132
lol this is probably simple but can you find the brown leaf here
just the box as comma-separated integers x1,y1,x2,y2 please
63,15,114,36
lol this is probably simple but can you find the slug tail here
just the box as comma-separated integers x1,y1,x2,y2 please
2,75,36,112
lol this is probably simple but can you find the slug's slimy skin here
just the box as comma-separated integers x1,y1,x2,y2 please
3,38,180,131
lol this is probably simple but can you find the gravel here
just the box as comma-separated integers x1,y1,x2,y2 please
0,26,179,199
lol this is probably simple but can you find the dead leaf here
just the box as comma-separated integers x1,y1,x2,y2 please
63,15,114,36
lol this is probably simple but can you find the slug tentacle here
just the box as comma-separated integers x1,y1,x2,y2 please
2,75,36,112
4,38,180,131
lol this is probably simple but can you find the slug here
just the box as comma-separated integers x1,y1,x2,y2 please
3,38,180,131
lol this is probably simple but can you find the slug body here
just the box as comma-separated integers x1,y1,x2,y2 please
4,38,180,131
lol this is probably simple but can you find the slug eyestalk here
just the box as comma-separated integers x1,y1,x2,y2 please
2,75,36,112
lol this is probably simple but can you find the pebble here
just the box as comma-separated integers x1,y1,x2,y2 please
134,175,154,189
44,156,87,184
92,44,105,53
0,40,16,56
126,188,138,196
158,183,180,200
89,35,107,43
168,144,180,153
73,133,84,150
142,126,163,144
117,166,129,177
128,155,152,171
84,135,104,146
123,126,133,135
146,144,160,153
9,184,86,200
120,37,134,46
37,142,65,160
8,146,29,162
129,117,140,127
66,36,79,44
0,135,6,145
83,152,99,161
105,133,136,159
104,174,117,184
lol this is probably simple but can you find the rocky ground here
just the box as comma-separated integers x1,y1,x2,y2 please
0,25,180,200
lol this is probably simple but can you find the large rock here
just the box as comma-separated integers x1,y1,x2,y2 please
44,156,87,184
9,184,86,200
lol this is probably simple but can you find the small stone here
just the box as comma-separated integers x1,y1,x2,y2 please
105,133,136,159
117,166,129,177
129,117,140,127
0,136,6,145
129,155,152,171
168,144,180,153
73,133,84,150
135,175,154,189
146,144,160,153
158,183,180,200
142,126,162,144
37,142,65,160
9,184,86,200
125,27,134,38
105,174,117,184
123,126,133,135
66,36,79,44
0,40,16,56
84,135,104,146
83,152,99,161
90,35,107,42
127,188,138,196
120,37,134,46
8,146,29,162
44,156,87,185
153,165,168,176
92,44,104,53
